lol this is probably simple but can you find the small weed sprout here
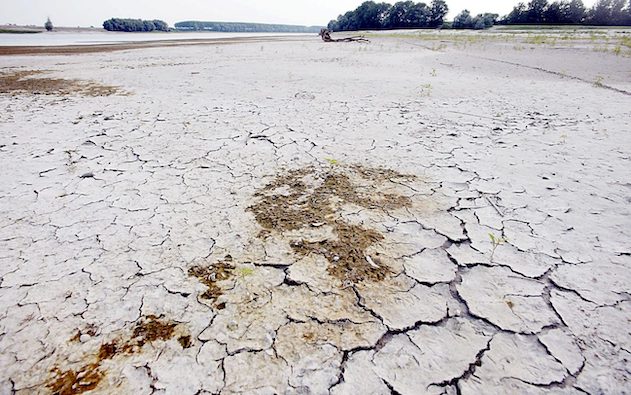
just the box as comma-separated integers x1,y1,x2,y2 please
430,68,437,77
419,83,433,97
325,158,339,165
593,75,605,87
237,267,255,278
489,232,506,261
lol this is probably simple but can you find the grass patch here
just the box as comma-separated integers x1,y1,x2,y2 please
525,34,556,44
495,24,629,30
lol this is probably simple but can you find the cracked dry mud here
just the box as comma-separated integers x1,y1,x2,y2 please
1,31,630,394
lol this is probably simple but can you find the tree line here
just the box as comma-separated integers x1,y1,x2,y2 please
327,1,449,31
502,0,631,25
103,18,169,32
174,21,321,33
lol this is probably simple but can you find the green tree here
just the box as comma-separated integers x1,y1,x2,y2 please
387,1,417,28
504,2,529,24
428,0,449,27
453,10,473,28
544,2,564,22
354,1,391,29
406,2,432,27
610,0,627,24
589,0,612,24
527,0,549,22
565,0,587,23
44,17,53,31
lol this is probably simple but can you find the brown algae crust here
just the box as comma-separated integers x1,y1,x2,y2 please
248,164,415,284
46,316,188,394
0,70,124,96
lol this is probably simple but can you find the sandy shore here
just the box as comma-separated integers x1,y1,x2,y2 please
1,30,630,394
0,35,310,55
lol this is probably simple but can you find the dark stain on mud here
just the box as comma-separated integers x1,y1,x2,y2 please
249,164,414,284
47,364,103,395
188,255,235,308
0,70,123,97
292,222,391,283
69,325,98,343
47,316,188,394
133,315,178,346
178,335,193,349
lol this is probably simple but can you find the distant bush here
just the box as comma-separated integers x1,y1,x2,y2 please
103,18,169,32
453,10,499,29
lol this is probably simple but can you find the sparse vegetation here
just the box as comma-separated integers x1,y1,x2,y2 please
489,233,506,261
594,75,605,87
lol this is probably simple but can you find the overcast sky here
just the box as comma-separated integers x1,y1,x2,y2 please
1,0,599,28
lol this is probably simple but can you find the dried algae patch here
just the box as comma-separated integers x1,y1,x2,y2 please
46,316,188,394
47,364,103,395
249,164,414,284
292,222,391,283
178,335,193,349
133,315,178,346
0,70,123,96
189,256,235,308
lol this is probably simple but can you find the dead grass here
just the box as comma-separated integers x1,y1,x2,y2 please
188,255,235,309
0,70,123,96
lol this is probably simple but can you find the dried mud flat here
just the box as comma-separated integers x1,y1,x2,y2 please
1,30,630,394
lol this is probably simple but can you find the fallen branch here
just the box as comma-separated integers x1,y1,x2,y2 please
319,28,370,43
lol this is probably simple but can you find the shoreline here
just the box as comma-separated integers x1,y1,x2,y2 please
0,35,312,56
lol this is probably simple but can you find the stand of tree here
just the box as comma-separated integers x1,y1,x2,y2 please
327,0,449,31
502,0,631,25
174,21,322,33
103,18,169,32
453,11,499,29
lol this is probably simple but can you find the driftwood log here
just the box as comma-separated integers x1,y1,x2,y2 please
319,29,370,43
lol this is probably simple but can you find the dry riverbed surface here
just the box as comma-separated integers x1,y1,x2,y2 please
0,29,630,394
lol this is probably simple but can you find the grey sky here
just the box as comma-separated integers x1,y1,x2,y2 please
1,0,599,28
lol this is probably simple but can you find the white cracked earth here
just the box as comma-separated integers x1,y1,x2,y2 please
0,30,630,394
